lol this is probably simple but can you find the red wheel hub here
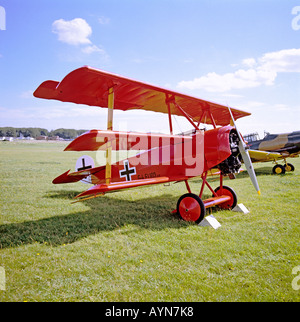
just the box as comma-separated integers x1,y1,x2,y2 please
178,196,201,222
214,186,236,209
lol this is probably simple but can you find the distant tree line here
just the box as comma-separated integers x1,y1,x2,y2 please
0,127,87,140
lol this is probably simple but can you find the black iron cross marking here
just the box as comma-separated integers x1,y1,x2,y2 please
119,160,136,181
77,158,92,171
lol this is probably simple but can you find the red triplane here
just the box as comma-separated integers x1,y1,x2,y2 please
34,66,260,224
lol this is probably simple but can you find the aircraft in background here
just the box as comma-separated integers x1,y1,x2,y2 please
34,66,260,224
245,131,300,174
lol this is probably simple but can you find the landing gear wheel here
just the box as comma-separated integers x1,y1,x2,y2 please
284,163,295,172
177,193,205,224
272,164,285,175
214,186,237,210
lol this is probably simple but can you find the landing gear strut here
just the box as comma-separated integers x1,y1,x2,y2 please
175,174,237,224
272,162,295,174
214,185,237,210
284,163,295,172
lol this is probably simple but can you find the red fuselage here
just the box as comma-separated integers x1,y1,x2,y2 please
88,125,236,185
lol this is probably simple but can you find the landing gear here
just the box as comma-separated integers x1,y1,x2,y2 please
272,162,295,174
175,174,237,224
272,164,285,174
284,163,295,172
177,193,205,224
214,186,237,210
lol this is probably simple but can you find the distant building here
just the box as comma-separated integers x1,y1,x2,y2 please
17,134,34,140
36,135,63,141
0,137,14,141
48,136,60,141
36,135,48,140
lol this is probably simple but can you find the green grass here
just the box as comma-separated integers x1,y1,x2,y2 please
0,140,300,301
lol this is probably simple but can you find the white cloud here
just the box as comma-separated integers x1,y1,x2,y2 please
177,69,276,92
52,18,92,46
259,48,300,73
52,18,109,60
242,58,256,68
81,44,103,54
98,16,110,25
178,48,300,92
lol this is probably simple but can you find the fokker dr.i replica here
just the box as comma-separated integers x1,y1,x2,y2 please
34,66,260,224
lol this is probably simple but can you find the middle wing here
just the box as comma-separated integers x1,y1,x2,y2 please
34,66,250,126
64,130,192,151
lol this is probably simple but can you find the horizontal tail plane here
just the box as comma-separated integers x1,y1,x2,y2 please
52,165,105,184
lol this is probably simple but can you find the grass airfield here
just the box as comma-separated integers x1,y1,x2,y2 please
0,140,299,302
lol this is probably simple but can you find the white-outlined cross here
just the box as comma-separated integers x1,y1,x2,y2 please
119,160,136,181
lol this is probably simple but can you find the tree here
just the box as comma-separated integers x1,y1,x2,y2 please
0,127,87,139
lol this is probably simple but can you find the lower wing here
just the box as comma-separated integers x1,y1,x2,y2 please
73,176,173,202
248,149,282,163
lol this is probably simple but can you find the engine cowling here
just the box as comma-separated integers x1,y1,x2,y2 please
204,126,242,175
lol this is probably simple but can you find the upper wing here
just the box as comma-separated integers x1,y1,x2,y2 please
34,66,250,126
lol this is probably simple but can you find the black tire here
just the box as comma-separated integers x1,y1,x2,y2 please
176,193,205,224
214,186,237,210
272,164,285,175
284,163,295,172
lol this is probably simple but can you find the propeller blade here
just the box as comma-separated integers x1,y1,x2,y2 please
238,141,261,195
228,107,261,195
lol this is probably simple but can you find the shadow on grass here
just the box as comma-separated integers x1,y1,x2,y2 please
232,165,294,179
0,191,190,249
2,164,284,249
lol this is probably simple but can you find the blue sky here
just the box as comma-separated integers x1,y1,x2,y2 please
0,0,300,137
